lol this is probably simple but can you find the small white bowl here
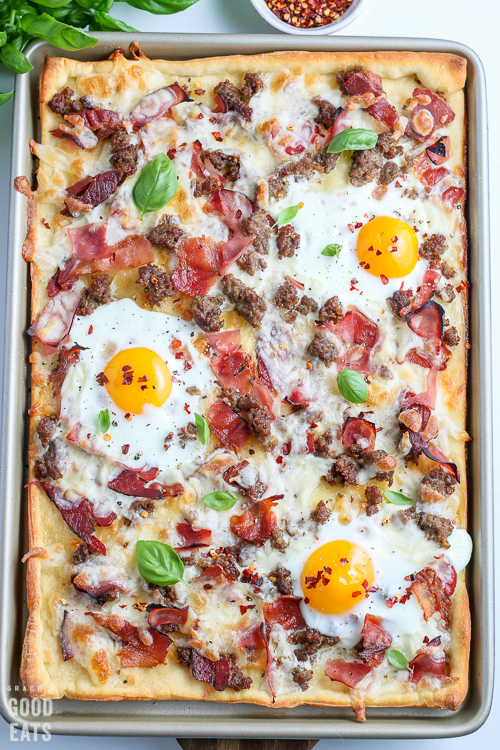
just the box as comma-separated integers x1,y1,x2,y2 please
249,0,366,35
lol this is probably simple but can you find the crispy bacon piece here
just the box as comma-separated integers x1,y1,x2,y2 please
62,170,123,216
171,236,221,296
211,350,254,393
230,496,281,545
87,612,171,667
50,344,82,395
86,501,116,527
325,659,372,688
60,610,74,661
47,259,78,297
421,445,460,481
219,235,255,268
67,223,111,261
406,88,455,142
73,234,154,274
205,188,258,237
130,83,192,127
367,97,399,128
409,636,446,682
426,135,451,165
51,122,98,150
357,614,392,667
190,649,232,691
41,484,106,555
176,521,211,549
27,289,80,350
80,108,122,139
339,68,385,97
206,329,241,354
146,604,189,631
342,417,377,453
107,469,181,499
335,345,372,375
263,596,306,631
208,399,250,450
411,567,451,628
235,623,266,650
73,571,125,600
406,300,444,341
403,368,439,411
400,270,441,316
329,308,379,349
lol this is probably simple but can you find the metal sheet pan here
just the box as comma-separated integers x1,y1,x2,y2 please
0,33,492,739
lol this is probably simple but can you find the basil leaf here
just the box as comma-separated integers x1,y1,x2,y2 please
98,409,111,433
321,243,342,258
194,413,210,445
0,44,33,74
384,490,413,506
202,491,238,511
132,153,177,219
32,0,72,7
123,0,200,15
89,11,138,32
0,31,7,48
337,369,368,404
0,90,14,106
75,0,114,9
327,128,378,154
20,13,98,51
274,204,299,227
136,540,187,586
387,649,410,671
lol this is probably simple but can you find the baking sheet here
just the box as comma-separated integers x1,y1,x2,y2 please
0,33,492,739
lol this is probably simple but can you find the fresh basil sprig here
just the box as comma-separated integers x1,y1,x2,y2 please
133,153,177,219
327,128,378,154
275,204,300,227
89,12,138,32
136,540,188,586
98,409,111,433
0,44,33,74
386,649,411,671
124,0,200,14
321,243,342,258
0,90,14,106
194,413,210,445
383,490,413,506
202,491,238,511
20,14,99,51
337,369,368,404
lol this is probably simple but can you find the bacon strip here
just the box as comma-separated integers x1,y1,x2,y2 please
205,188,259,237
421,445,460,481
329,309,379,349
208,399,250,450
107,469,179,499
72,571,125,600
357,614,392,667
325,659,372,688
335,345,372,375
235,623,266,650
27,289,80,350
87,612,171,667
206,329,241,355
176,521,211,549
60,610,74,661
342,417,376,453
190,649,232,691
41,484,106,555
406,300,444,341
411,567,451,628
73,235,154,274
230,496,280,545
409,637,446,682
62,170,123,216
147,604,189,631
130,83,192,128
263,596,306,631
67,223,111,261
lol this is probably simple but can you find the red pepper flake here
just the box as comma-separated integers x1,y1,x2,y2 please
276,455,283,464
282,442,291,455
354,222,363,229
137,375,148,383
310,422,318,429
122,369,134,385
456,280,468,293
304,597,310,604
140,384,148,391
386,596,397,608
88,325,93,334
184,404,191,414
240,605,248,615
175,352,184,360
197,113,204,119
395,181,402,188
391,246,398,253
203,584,213,590
361,579,369,589
264,0,353,28
380,274,389,285
340,557,349,566
391,236,398,243
253,587,261,593
96,371,109,386
423,635,430,644
243,568,252,579
167,149,176,160
41,218,51,229
348,223,355,233
122,444,130,455
375,249,382,256
184,360,192,372
367,245,374,252
352,590,362,598
209,116,218,124
212,131,223,142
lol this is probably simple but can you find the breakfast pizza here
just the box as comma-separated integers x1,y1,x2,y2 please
16,44,471,719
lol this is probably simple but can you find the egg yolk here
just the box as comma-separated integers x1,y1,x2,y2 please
301,540,374,615
104,347,172,415
356,216,418,279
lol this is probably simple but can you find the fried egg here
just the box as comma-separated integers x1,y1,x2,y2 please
60,298,215,483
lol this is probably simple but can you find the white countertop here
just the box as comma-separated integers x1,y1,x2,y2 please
0,0,497,746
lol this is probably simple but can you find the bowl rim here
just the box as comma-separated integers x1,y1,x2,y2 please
248,0,367,36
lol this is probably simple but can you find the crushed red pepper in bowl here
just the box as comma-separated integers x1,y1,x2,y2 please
264,0,354,28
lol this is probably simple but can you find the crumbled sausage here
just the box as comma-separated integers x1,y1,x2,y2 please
221,274,266,328
419,234,448,261
307,331,338,366
277,224,300,259
349,148,384,187
436,283,456,303
194,175,221,198
274,279,299,310
297,296,318,316
268,172,289,201
213,80,252,121
34,441,62,481
442,326,460,346
386,289,414,317
312,96,339,129
191,294,224,332
129,498,155,515
313,429,335,459
37,414,58,449
291,665,313,691
146,214,186,253
136,264,175,308
77,274,112,316
439,261,456,279
421,467,457,503
267,150,339,202
289,627,339,661
359,449,395,486
177,647,192,667
318,295,344,324
314,148,340,174
226,654,253,691
72,543,95,566
365,485,383,516
375,131,404,159
378,365,393,379
224,391,278,451
109,131,138,175
146,582,178,605
50,344,81,397
310,499,332,524
399,506,454,549
269,565,294,595
240,72,264,100
200,552,239,582
236,249,267,276
242,209,273,256
325,454,359,486
379,161,401,185
270,528,289,550
48,87,92,116
202,150,241,182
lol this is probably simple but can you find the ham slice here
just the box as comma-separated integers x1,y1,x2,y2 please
67,223,111,261
406,300,444,341
73,234,154,274
367,97,399,128
263,596,306,631
62,170,123,216
329,309,379,349
208,399,250,450
357,614,392,667
72,568,126,600
235,623,266,650
342,417,376,453
107,469,180,499
339,69,384,97
130,83,192,128
28,289,80,350
41,484,106,556
335,345,372,375
87,612,171,668
171,236,221,296
230,496,281,545
211,351,254,393
400,270,441,316
206,329,241,355
190,649,232,691
442,186,465,209
80,109,122,139
205,188,258,237
408,637,446,682
325,659,372,688
147,604,189,631
220,235,255,268
176,521,211,549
